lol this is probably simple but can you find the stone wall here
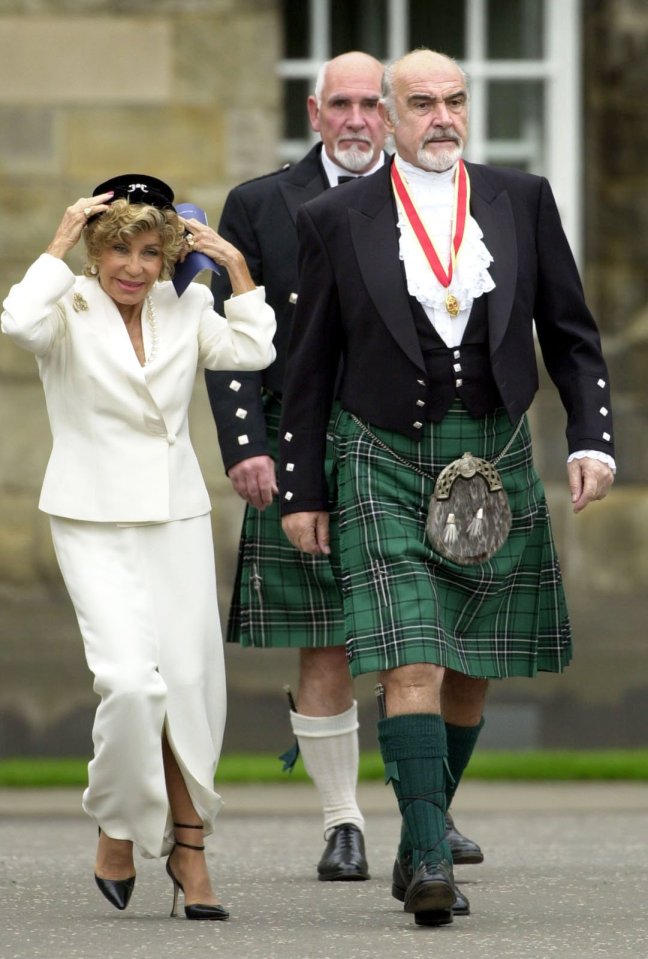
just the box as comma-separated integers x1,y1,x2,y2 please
0,0,280,587
1,0,647,756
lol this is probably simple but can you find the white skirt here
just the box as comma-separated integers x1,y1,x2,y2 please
50,513,226,858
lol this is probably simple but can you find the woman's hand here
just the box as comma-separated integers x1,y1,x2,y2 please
179,216,256,295
46,191,114,260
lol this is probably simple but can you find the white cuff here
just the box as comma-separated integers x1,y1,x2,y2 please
567,450,616,473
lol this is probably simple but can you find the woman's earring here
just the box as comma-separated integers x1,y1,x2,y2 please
89,264,98,276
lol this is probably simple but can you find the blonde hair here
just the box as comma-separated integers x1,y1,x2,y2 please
83,199,184,279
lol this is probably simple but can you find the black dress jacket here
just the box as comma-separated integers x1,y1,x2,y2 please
205,144,328,472
279,158,615,514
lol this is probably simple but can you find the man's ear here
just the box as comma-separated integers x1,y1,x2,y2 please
307,95,321,133
378,100,395,134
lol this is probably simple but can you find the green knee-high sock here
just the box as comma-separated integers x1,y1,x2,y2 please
445,717,485,808
395,716,486,861
378,713,452,871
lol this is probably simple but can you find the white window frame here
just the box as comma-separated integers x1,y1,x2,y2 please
278,0,583,262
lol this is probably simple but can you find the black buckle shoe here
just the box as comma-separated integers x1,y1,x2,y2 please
317,823,370,881
392,853,469,916
445,812,484,865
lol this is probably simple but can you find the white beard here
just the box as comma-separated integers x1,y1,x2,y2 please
333,141,375,173
416,140,463,173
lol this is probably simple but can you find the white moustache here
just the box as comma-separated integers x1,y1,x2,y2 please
424,132,461,146
338,136,372,146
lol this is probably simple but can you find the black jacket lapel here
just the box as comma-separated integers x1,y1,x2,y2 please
279,145,328,225
349,164,426,372
466,163,518,355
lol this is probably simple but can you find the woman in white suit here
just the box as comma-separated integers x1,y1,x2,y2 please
1,174,276,919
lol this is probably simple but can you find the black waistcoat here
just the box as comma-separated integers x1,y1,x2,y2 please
410,293,503,422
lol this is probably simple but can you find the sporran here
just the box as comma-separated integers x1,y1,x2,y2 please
426,453,511,565
350,414,524,567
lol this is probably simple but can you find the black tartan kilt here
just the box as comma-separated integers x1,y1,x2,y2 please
334,403,572,679
226,396,345,648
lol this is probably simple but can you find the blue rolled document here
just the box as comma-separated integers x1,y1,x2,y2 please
172,202,221,297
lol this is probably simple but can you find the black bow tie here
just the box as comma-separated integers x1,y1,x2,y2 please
337,175,358,184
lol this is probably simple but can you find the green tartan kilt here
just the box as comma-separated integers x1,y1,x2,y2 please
334,403,572,678
227,396,345,648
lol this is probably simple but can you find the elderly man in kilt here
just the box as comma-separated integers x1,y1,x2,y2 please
205,52,480,886
280,49,615,926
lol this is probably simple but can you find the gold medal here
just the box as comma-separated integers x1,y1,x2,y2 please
445,293,460,317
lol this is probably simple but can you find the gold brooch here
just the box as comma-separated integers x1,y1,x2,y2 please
72,293,89,313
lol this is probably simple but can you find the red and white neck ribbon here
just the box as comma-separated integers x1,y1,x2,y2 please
391,159,470,314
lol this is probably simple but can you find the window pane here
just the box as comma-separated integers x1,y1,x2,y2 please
409,0,465,59
331,0,387,58
487,0,544,59
283,79,310,140
282,0,309,58
486,80,545,172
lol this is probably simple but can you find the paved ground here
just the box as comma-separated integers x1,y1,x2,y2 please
1,781,647,959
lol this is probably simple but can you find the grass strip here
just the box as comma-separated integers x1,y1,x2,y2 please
1,750,648,787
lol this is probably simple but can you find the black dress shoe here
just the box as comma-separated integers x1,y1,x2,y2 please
317,823,370,881
391,854,469,916
445,811,484,865
403,859,457,924
95,873,136,911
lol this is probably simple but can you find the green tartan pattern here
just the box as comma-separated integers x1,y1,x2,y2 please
227,396,345,648
334,404,572,678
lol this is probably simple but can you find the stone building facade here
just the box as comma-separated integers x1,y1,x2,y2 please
0,0,646,756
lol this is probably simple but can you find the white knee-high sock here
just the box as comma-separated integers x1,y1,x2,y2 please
290,701,365,835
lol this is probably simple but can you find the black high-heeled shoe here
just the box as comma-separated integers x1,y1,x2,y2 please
95,828,136,910
94,874,136,911
166,822,229,921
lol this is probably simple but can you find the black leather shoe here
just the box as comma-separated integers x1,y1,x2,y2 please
392,854,469,916
95,873,136,911
317,823,370,881
403,859,457,923
445,812,484,865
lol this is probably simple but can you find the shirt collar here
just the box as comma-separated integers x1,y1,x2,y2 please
320,146,385,188
394,154,457,194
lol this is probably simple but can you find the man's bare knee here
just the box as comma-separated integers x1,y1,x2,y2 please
379,663,444,716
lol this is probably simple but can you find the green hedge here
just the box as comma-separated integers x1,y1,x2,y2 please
1,750,648,787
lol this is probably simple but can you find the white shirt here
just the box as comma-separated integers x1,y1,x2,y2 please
393,155,494,349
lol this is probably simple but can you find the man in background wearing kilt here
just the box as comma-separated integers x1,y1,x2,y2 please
206,52,479,885
280,49,615,926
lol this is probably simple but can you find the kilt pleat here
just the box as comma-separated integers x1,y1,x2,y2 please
227,396,345,648
334,404,572,678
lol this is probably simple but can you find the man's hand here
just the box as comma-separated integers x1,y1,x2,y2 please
567,456,615,513
281,511,331,555
227,455,278,510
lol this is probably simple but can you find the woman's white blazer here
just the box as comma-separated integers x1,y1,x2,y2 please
2,254,276,523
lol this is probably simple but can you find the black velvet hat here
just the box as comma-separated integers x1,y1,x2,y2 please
92,173,175,210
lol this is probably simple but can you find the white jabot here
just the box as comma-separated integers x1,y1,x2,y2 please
393,154,495,347
321,148,384,188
